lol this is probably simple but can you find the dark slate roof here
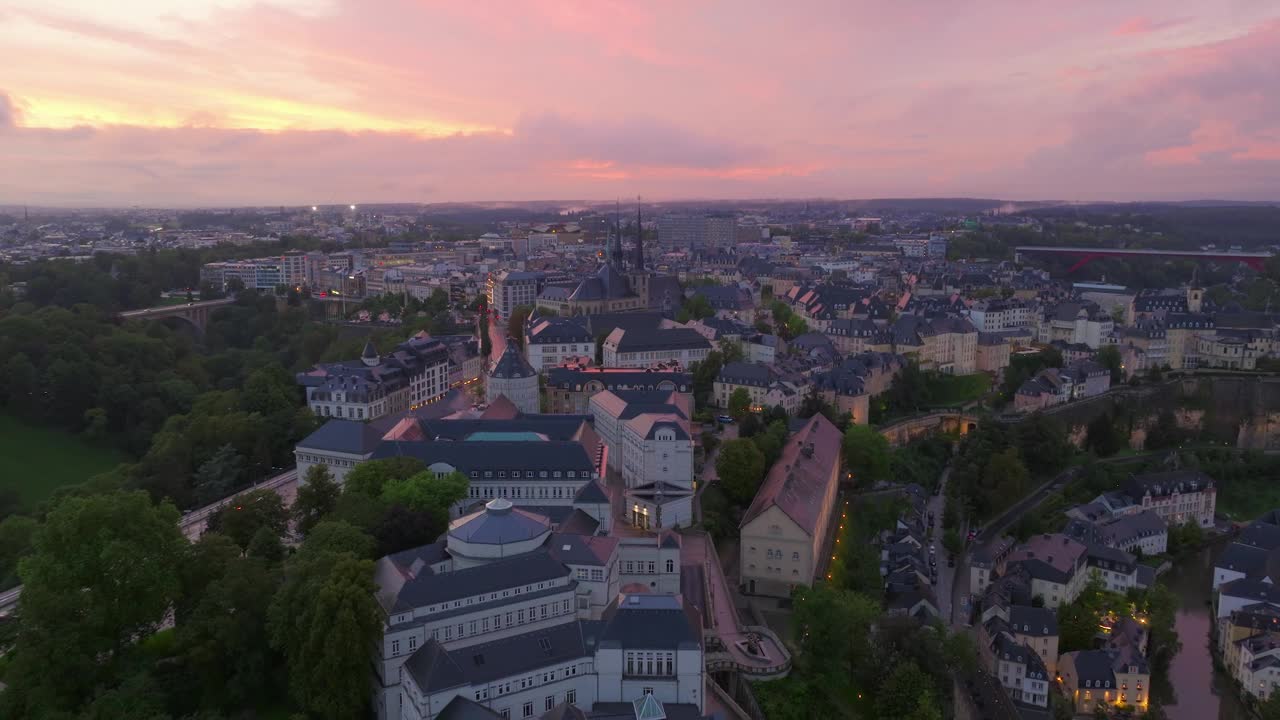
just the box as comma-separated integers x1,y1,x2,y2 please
405,622,590,693
548,533,618,567
574,481,610,504
557,509,601,536
584,312,665,337
527,317,593,345
1125,469,1214,499
296,419,385,454
1067,649,1118,687
418,415,593,442
404,639,467,693
717,361,773,387
377,549,569,613
437,696,505,720
587,703,710,720
599,594,700,650
1219,578,1280,605
540,702,589,720
544,367,692,392
611,328,711,353
449,499,551,545
1008,605,1058,637
491,342,537,379
370,440,596,476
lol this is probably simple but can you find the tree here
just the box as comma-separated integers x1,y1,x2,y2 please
374,504,446,557
728,387,753,420
178,555,280,710
380,471,469,516
247,525,286,562
79,672,170,720
269,540,381,720
876,661,938,720
1259,689,1280,720
206,488,289,550
506,305,534,348
986,448,1029,501
298,519,375,559
791,585,879,686
716,438,768,505
0,514,37,589
294,464,342,535
843,424,891,484
943,528,962,555
691,350,725,409
193,443,245,506
720,339,745,363
1097,344,1124,384
1085,412,1125,457
343,457,425,498
3,491,183,715
1168,520,1205,555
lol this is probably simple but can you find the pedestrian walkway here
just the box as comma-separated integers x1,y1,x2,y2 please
682,531,791,678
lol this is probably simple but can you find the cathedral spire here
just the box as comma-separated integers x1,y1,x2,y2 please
633,195,645,271
611,198,625,270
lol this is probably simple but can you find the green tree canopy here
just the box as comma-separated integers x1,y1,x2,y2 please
268,531,381,719
843,424,891,484
192,443,245,506
343,457,425,498
716,438,768,505
380,471,469,516
727,387,753,420
206,488,289,550
4,491,184,715
294,464,342,535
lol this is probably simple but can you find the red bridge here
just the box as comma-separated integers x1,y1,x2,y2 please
1015,245,1271,273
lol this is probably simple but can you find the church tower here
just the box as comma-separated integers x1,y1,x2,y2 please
632,197,645,271
1187,267,1203,313
609,199,626,271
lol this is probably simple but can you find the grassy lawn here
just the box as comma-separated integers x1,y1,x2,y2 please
927,372,991,406
0,414,128,512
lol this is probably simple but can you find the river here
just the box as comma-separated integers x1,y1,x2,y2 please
1158,546,1251,720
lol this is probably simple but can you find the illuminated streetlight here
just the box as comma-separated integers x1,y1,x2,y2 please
311,205,318,212
349,204,357,211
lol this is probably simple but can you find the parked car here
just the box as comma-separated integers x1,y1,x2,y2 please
716,415,735,424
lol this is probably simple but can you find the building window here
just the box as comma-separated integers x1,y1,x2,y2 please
666,559,674,573
391,639,400,655
523,702,534,717
566,690,576,705
545,696,556,712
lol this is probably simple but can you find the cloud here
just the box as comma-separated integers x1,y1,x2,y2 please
1112,16,1190,36
0,92,18,130
1,2,1279,203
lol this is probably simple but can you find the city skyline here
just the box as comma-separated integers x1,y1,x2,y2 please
2,0,1279,206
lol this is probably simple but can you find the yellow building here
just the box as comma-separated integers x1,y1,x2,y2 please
739,415,842,598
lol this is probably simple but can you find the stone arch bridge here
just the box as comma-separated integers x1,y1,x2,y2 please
879,411,981,447
117,297,234,334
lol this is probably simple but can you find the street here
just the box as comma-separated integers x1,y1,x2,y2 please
925,465,957,624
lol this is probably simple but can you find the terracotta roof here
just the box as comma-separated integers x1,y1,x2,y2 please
740,414,842,532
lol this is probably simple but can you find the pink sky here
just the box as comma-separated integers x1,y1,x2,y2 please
1,0,1278,206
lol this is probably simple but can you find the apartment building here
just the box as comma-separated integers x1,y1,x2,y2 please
296,336,451,421
602,328,711,368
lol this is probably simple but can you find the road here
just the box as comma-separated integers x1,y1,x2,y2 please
925,466,959,624
1,468,299,617
694,424,737,522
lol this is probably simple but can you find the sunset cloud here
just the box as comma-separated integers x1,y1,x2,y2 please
0,0,1277,204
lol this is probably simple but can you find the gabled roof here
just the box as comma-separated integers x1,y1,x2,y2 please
296,419,385,454
740,414,842,533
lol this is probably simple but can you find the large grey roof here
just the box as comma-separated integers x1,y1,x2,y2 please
717,361,773,387
377,548,569,613
545,367,692,392
611,328,711,353
296,419,385,454
404,622,590,692
437,697,505,720
370,439,596,476
490,342,536,379
527,317,593,344
449,499,551,545
1008,605,1058,637
599,594,700,650
548,533,617,567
